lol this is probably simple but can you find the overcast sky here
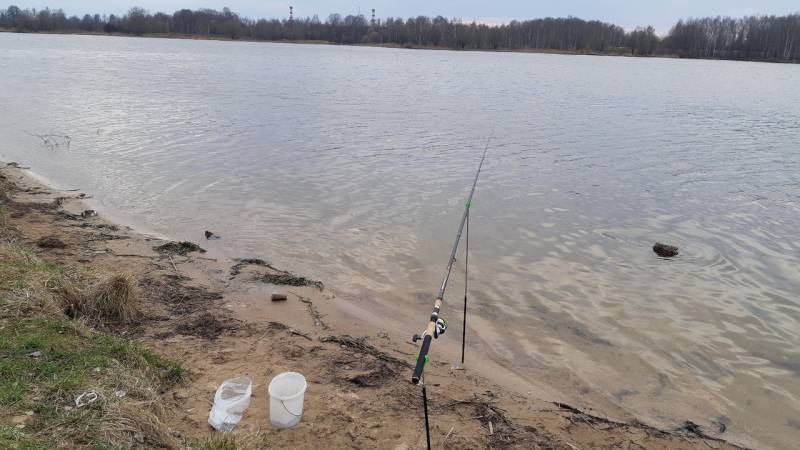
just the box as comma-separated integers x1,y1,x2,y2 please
8,1,800,33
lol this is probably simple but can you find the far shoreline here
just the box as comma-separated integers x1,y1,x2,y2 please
2,27,798,65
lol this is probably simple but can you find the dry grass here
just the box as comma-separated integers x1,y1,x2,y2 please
62,273,139,323
190,433,249,450
0,244,81,319
103,402,177,449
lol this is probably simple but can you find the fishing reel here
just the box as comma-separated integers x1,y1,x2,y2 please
412,317,448,343
434,317,447,337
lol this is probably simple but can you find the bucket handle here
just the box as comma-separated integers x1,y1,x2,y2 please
280,399,302,417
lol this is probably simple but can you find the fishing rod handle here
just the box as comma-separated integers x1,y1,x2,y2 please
412,334,432,384
412,299,441,384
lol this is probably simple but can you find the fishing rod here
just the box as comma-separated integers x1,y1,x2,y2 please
411,138,490,385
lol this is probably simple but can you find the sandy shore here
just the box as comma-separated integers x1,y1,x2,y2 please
0,162,744,449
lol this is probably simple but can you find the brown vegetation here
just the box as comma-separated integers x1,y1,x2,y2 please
61,273,139,323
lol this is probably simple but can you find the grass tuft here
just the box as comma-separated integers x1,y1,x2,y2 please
62,274,139,323
191,434,246,450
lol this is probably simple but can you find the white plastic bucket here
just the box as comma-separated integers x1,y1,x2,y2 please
268,372,307,428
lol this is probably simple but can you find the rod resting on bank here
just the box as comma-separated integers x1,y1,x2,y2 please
411,138,490,384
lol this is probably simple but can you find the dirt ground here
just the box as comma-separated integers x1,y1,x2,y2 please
0,163,745,449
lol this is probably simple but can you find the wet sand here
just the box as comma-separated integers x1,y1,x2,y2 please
0,162,745,449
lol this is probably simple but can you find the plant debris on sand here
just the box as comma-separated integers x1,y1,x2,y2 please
175,312,244,340
260,271,322,288
229,257,270,277
230,257,324,289
36,235,67,249
153,241,206,256
320,335,408,367
139,277,223,315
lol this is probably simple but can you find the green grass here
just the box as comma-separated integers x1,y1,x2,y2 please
0,319,183,408
0,426,53,450
0,243,185,449
0,317,184,447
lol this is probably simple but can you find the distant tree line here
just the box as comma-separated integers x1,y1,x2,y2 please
1,5,798,62
662,15,800,61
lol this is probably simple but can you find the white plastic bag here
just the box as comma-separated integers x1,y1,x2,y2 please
208,376,252,432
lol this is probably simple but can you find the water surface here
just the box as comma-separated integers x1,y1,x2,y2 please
1,33,799,449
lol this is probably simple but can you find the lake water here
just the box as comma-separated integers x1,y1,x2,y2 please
1,33,799,449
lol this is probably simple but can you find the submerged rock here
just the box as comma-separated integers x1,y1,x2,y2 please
653,242,679,258
204,230,221,240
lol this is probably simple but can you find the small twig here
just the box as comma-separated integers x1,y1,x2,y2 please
443,426,455,446
290,329,312,340
249,329,272,349
168,255,178,273
442,397,497,408
289,290,329,329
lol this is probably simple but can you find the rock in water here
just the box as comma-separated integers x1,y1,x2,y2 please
653,242,679,258
205,230,220,240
